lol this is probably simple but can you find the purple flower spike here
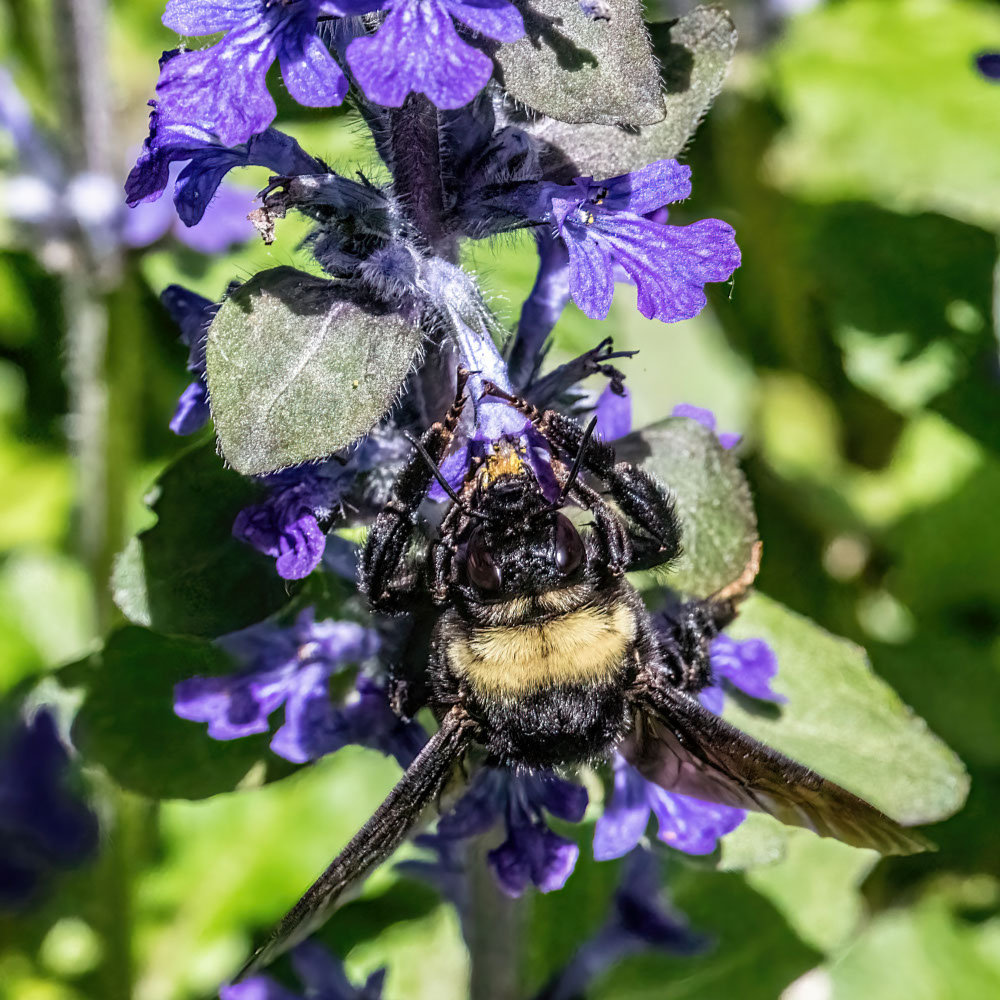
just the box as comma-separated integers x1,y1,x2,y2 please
594,755,745,859
700,634,785,715
221,940,385,1000
348,0,524,109
437,767,588,897
156,0,368,147
534,159,740,323
0,709,99,908
671,403,741,449
174,609,410,765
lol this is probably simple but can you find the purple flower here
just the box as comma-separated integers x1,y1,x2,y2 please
122,161,255,252
427,316,559,501
532,159,740,323
174,609,425,765
699,634,786,716
347,0,524,109
0,709,99,908
155,1,369,148
671,403,741,450
594,754,745,860
437,767,588,897
537,848,706,1000
221,940,385,1000
161,284,218,435
977,52,1000,80
594,383,632,442
125,78,324,227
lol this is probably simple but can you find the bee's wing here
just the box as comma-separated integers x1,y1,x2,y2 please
625,682,931,855
232,707,474,983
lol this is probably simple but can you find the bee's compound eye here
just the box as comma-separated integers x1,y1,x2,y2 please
466,526,501,593
554,513,585,575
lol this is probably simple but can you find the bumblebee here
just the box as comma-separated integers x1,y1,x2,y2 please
236,369,928,980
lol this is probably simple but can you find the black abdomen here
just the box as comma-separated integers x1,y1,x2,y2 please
472,681,630,768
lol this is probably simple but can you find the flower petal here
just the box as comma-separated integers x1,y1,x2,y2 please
279,30,350,107
347,0,494,109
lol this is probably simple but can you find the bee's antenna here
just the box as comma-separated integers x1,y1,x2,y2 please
540,416,598,514
403,432,485,520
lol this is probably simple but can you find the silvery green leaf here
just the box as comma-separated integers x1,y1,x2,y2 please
512,6,737,182
206,267,423,476
495,0,664,126
619,415,757,599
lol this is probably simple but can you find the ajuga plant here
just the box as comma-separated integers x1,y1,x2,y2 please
66,2,963,997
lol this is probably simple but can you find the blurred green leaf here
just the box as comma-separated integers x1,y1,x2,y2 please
495,0,664,126
745,830,878,954
521,6,737,182
621,415,758,598
74,626,273,799
768,0,1000,228
726,592,968,827
206,267,424,475
112,441,288,639
829,896,1000,1000
136,747,415,998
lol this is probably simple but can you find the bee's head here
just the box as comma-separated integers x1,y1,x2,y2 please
458,500,587,601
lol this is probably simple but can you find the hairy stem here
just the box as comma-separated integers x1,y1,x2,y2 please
387,95,458,262
468,839,527,1000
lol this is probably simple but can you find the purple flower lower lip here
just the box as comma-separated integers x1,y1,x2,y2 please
155,0,360,148
594,754,745,860
347,0,524,109
435,767,588,897
531,158,741,325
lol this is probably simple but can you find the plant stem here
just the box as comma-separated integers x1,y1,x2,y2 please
387,94,459,262
468,839,528,1000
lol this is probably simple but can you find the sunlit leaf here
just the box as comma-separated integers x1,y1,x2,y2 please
206,267,424,475
522,6,737,182
495,0,664,126
620,415,758,598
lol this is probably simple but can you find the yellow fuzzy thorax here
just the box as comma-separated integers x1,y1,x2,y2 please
446,601,637,696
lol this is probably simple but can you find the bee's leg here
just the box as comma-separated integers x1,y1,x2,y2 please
653,597,739,693
481,384,681,568
361,369,469,612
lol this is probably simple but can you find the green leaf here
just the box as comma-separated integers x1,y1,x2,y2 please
494,0,664,127
829,896,1000,1000
725,593,969,827
111,442,288,639
205,267,424,475
768,0,1000,228
523,6,737,182
73,627,279,800
619,415,758,598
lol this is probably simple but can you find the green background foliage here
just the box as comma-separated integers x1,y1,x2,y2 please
2,1,1000,998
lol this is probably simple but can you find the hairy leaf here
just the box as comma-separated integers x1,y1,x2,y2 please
111,443,288,639
73,627,279,800
519,6,737,182
494,0,664,126
619,415,757,598
206,267,423,475
726,593,969,828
